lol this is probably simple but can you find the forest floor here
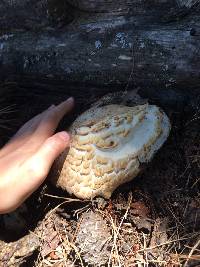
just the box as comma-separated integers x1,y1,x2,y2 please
0,89,199,267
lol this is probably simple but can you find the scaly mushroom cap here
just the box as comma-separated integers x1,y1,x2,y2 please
52,104,171,199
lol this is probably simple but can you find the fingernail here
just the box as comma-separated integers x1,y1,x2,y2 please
58,131,70,142
66,97,74,104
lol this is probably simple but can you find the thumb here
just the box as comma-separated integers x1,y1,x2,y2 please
30,131,70,182
9,132,70,211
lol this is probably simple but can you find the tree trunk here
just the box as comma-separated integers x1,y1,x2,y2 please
0,1,199,89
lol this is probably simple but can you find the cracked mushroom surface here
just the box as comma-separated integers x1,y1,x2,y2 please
52,104,171,199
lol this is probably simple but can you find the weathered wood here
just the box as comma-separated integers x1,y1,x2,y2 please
0,0,200,88
0,10,200,88
1,0,199,32
66,0,175,13
0,0,179,30
0,0,77,32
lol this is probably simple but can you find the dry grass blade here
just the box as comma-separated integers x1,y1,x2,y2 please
108,193,133,266
0,105,16,114
44,193,89,202
0,105,16,130
67,241,85,267
137,237,189,252
45,200,75,219
183,238,200,267
171,253,200,260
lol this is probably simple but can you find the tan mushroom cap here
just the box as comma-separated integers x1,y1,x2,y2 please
52,104,171,199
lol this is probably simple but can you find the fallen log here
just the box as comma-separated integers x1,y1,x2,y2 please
0,1,199,89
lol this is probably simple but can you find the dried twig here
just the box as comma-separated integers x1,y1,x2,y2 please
183,238,200,267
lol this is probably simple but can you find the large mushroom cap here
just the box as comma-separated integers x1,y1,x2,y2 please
51,104,171,199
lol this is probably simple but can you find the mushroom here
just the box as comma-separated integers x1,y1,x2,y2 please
51,104,171,199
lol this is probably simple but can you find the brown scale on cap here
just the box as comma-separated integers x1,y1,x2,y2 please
51,104,171,199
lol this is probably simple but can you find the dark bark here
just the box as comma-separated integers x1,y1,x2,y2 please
0,14,199,87
0,1,199,145
0,1,200,89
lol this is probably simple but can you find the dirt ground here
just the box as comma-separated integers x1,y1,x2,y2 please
0,87,199,267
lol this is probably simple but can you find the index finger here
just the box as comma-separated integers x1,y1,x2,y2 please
55,97,75,122
27,97,74,148
0,105,55,158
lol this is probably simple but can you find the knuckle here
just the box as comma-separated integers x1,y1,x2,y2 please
47,135,64,151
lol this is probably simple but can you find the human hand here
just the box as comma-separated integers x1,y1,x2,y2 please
0,97,74,214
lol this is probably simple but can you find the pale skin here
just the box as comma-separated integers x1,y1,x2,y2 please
0,97,74,214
